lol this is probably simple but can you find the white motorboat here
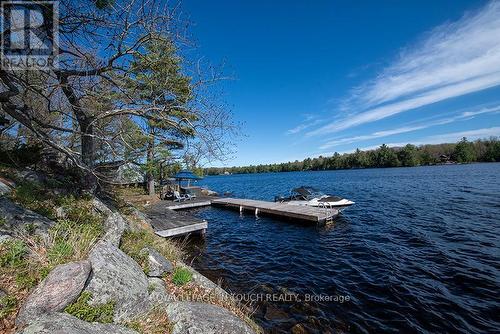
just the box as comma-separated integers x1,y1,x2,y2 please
274,186,354,211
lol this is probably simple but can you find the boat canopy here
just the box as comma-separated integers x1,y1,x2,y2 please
174,170,203,180
291,186,323,199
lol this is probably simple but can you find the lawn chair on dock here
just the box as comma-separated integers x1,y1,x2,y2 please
173,191,189,202
185,190,197,200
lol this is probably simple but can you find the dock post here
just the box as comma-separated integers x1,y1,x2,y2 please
255,208,259,217
239,205,243,213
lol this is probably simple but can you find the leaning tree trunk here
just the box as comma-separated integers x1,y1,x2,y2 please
58,76,98,193
146,128,155,196
79,118,97,193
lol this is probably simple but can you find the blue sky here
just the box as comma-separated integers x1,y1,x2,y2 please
183,0,500,166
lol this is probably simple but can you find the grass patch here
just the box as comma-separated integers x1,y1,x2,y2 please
10,181,56,218
120,230,184,273
48,216,103,263
47,240,74,262
126,308,173,334
0,295,17,319
65,291,115,323
172,267,192,286
0,239,27,267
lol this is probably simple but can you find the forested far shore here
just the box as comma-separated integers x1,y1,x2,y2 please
205,137,500,175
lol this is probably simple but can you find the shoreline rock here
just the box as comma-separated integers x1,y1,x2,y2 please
166,302,255,334
140,247,173,277
147,277,174,307
18,313,138,334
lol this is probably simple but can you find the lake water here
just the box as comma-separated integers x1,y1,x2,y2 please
186,164,500,333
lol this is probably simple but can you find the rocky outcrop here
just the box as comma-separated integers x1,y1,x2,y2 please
85,240,150,322
17,313,138,334
166,302,255,334
92,198,114,216
102,212,127,247
5,192,258,333
13,169,47,184
16,260,91,327
147,277,174,307
0,197,55,237
140,247,173,277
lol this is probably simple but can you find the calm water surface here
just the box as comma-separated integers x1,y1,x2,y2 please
186,164,500,333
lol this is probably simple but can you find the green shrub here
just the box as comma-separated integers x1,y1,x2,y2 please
172,267,192,286
0,295,17,319
0,239,27,267
65,292,115,323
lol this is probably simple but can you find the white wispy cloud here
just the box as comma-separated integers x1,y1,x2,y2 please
306,1,500,136
319,104,500,149
285,115,324,135
357,126,500,151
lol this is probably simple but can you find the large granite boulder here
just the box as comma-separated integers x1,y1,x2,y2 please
140,247,173,277
166,302,255,334
0,198,55,237
102,212,127,247
16,260,91,327
17,313,138,334
85,240,150,322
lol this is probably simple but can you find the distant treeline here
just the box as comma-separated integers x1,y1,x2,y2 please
204,137,500,175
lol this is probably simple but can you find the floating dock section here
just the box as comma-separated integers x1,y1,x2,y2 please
211,197,338,224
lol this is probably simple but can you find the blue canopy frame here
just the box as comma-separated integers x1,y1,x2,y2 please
174,170,203,187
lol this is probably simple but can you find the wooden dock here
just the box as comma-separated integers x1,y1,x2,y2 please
211,198,338,224
145,199,210,237
163,198,212,210
144,196,338,238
